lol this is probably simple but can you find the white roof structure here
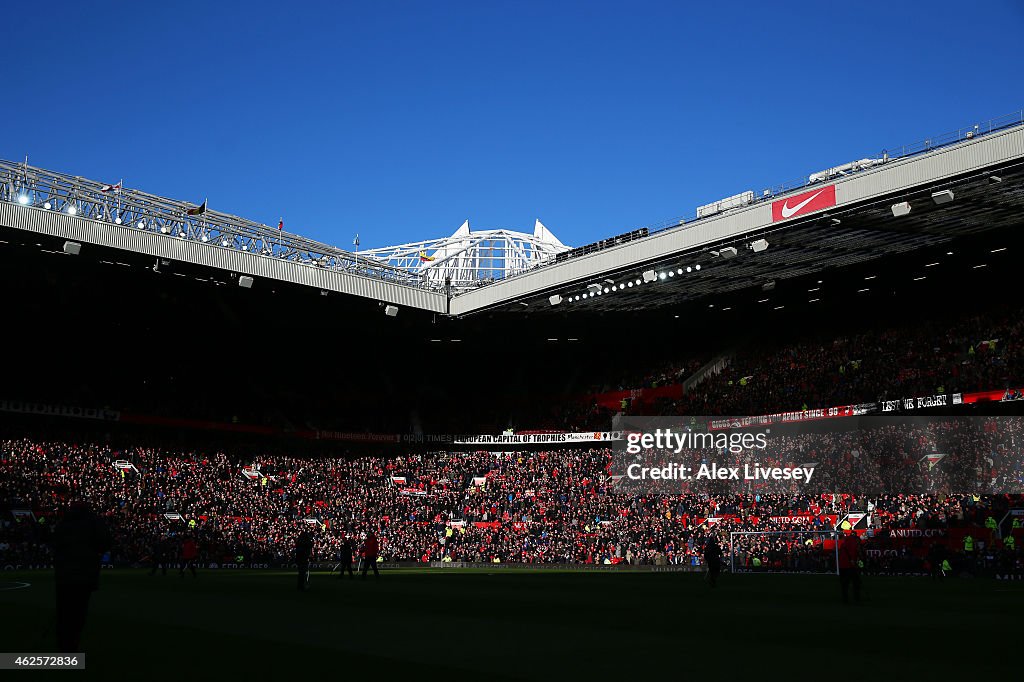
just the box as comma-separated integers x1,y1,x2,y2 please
360,219,570,292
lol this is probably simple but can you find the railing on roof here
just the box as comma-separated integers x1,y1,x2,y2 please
0,159,441,291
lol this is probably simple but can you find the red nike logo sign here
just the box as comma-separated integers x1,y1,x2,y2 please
772,185,836,222
781,190,825,218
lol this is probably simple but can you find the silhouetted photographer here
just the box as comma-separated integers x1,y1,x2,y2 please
336,538,354,579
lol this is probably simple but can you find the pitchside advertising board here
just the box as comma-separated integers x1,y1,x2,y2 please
771,185,837,222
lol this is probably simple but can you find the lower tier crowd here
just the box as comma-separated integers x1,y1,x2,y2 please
2,436,1021,574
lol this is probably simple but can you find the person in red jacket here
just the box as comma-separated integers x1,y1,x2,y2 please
179,536,198,578
361,531,380,580
838,529,862,604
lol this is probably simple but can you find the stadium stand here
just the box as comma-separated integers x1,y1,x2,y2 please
2,295,1023,575
2,427,1021,573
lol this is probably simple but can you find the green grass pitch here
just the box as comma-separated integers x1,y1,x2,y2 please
1,568,1019,680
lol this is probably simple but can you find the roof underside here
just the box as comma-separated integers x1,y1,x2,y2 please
481,160,1024,315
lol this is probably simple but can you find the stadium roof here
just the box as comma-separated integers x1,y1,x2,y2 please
452,116,1024,316
1,110,1022,317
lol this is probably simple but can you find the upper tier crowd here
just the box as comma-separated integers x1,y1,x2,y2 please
574,305,1023,428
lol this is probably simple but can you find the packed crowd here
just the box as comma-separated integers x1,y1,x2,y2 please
2,424,1020,570
607,305,1024,420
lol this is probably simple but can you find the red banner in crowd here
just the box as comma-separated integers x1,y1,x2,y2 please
590,384,684,411
692,513,839,527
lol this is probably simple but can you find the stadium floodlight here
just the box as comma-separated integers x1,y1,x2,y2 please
611,285,617,291
384,304,398,317
137,220,145,229
238,275,254,289
642,270,656,283
17,194,29,205
635,279,641,286
891,201,912,217
66,205,77,216
676,268,683,275
667,271,674,277
658,272,666,280
627,282,634,288
62,241,81,256
114,217,122,225
695,264,701,271
719,246,738,259
160,225,169,234
603,287,609,293
43,201,52,210
750,238,769,253
222,238,230,247
931,189,954,204
686,266,692,273
549,294,563,306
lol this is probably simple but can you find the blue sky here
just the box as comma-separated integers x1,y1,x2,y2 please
3,1,1022,250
